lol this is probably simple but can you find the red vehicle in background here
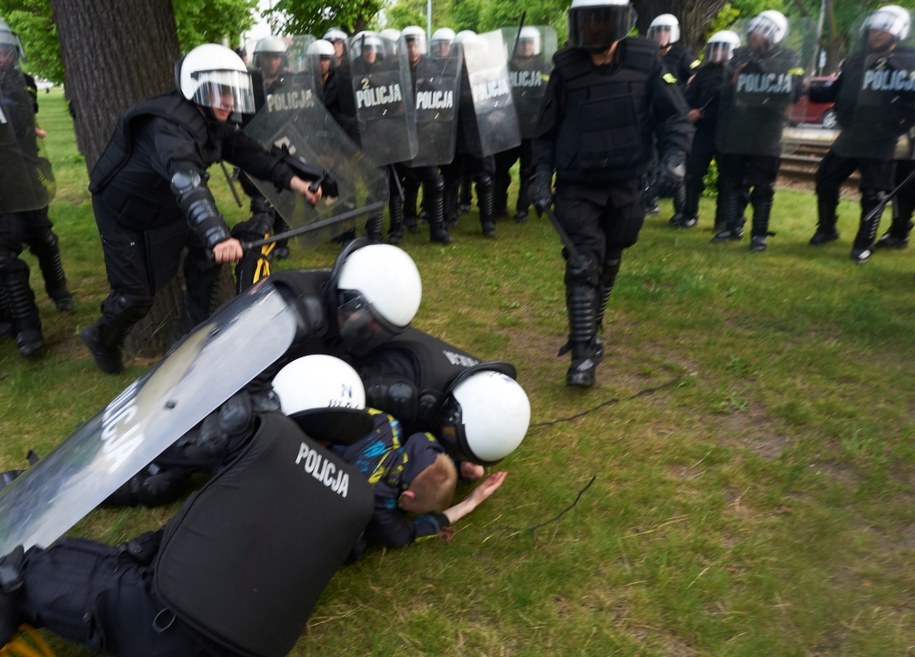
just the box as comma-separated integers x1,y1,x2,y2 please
788,75,838,128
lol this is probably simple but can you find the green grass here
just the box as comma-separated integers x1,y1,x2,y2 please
2,89,914,657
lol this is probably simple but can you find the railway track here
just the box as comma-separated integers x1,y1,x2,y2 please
777,126,860,194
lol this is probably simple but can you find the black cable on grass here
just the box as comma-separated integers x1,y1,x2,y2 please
526,375,687,435
497,476,596,537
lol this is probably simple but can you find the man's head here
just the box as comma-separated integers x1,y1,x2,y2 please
431,27,455,58
307,39,336,78
253,36,287,78
747,10,788,52
403,26,427,66
353,32,384,65
398,444,458,514
323,28,349,64
435,368,531,466
863,5,910,53
705,30,741,64
176,44,255,122
516,26,542,58
330,240,423,353
567,0,636,54
648,13,680,48
0,18,23,73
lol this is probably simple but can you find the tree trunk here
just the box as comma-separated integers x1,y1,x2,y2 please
633,0,728,52
49,0,235,358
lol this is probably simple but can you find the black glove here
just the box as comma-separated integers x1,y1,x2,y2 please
653,151,686,198
528,171,553,216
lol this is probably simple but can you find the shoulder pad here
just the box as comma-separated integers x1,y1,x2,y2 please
662,72,678,85
553,46,589,69
620,36,659,73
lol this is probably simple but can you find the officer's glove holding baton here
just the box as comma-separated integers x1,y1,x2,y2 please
289,175,323,206
529,170,553,217
653,150,687,198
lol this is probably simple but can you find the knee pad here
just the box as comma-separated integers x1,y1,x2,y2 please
0,253,27,276
102,291,154,323
564,257,599,288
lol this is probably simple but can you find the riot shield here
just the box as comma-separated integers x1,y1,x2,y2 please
501,26,557,139
409,47,462,167
461,30,521,157
244,76,388,244
285,34,317,75
716,18,811,157
0,71,55,212
0,280,299,553
832,16,915,160
348,32,418,165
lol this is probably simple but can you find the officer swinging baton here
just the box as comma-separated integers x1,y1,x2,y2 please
240,201,387,250
862,168,915,225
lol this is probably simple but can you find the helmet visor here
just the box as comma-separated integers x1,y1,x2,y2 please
569,5,636,51
336,289,400,344
192,69,256,115
705,41,735,63
865,9,910,39
747,16,781,45
434,397,477,464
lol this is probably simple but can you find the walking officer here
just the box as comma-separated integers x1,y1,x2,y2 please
530,0,692,387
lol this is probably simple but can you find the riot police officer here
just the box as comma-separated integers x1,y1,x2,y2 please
712,10,803,252
0,19,71,357
680,30,742,230
0,355,374,657
809,5,915,263
530,0,691,387
80,44,323,374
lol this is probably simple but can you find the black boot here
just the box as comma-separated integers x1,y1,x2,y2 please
477,175,496,238
387,192,405,244
81,292,149,374
271,212,291,259
564,283,599,387
0,545,24,646
668,183,693,227
443,178,459,228
515,177,530,223
851,192,885,263
749,196,773,252
365,214,384,243
2,270,44,358
403,182,420,233
711,191,745,242
875,195,913,248
810,193,841,245
30,228,73,311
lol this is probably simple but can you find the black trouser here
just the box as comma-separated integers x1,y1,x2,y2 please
19,537,233,657
683,125,717,219
815,149,894,239
716,153,780,234
493,139,534,214
0,210,49,335
92,191,223,349
891,158,915,236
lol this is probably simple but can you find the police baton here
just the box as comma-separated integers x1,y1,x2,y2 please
862,168,915,225
240,201,387,250
541,204,588,269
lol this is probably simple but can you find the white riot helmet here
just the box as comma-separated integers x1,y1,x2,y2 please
307,39,336,58
705,30,741,63
648,13,680,45
436,368,531,465
402,25,428,56
176,44,256,116
332,240,422,346
431,27,456,57
747,10,789,46
0,17,24,62
568,0,637,53
517,26,542,56
323,28,348,43
272,355,372,444
863,5,911,41
252,36,288,74
352,31,385,59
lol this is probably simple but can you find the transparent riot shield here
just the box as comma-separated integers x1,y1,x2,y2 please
0,72,56,212
716,18,811,157
461,30,521,157
285,34,317,75
832,17,915,160
501,26,557,139
348,31,418,165
244,76,388,245
409,46,462,167
0,280,299,553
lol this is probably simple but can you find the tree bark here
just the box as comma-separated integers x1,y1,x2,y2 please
633,0,728,52
49,0,234,358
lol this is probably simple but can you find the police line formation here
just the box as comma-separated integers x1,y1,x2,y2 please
0,2,914,656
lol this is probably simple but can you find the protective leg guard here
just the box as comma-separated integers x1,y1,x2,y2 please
711,191,745,242
387,192,405,245
668,183,690,226
0,545,25,647
477,175,496,238
443,177,459,228
82,293,152,373
810,193,841,245
403,182,420,233
1,269,44,358
851,192,884,263
515,176,530,223
595,252,622,362
561,260,600,387
29,229,73,311
459,171,472,213
426,178,451,243
365,214,384,244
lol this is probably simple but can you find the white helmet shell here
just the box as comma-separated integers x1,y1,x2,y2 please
0,18,24,59
706,30,741,62
323,28,349,43
352,31,385,58
272,355,371,443
517,26,542,55
307,39,335,57
451,371,531,464
336,243,422,329
431,27,456,43
649,13,680,44
748,10,789,45
177,43,255,115
380,28,402,41
864,5,911,41
254,35,287,54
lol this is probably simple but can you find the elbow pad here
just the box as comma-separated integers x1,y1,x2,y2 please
171,170,229,248
364,378,419,422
